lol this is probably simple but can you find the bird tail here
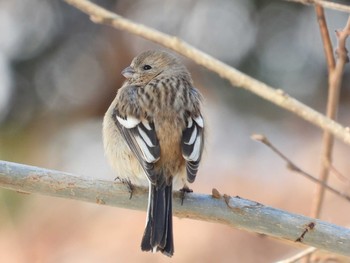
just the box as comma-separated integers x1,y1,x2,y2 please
141,181,174,257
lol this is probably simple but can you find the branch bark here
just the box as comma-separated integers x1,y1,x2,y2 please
0,160,349,256
63,0,350,147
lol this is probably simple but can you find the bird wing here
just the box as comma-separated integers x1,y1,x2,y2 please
112,109,160,184
181,114,204,183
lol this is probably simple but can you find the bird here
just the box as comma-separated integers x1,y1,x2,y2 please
102,50,204,257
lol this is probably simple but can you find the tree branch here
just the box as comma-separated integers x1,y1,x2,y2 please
311,5,337,220
314,6,335,71
0,160,349,256
312,16,350,218
251,134,350,202
63,0,350,146
286,0,350,14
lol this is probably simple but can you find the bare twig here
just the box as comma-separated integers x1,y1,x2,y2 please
329,162,349,182
0,160,350,256
312,16,350,218
309,3,337,233
314,6,335,71
252,133,349,263
62,0,350,146
251,134,350,202
286,0,350,14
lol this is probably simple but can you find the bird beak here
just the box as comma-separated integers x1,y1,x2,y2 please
121,66,135,79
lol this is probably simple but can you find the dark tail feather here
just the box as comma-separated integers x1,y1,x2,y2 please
141,183,174,257
160,184,173,256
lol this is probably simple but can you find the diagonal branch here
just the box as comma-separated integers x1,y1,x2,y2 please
0,160,350,256
251,134,350,202
286,0,350,14
63,0,350,146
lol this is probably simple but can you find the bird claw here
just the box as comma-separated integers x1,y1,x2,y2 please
115,177,134,199
179,186,193,205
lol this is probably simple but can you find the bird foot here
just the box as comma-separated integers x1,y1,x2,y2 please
179,185,193,205
115,177,134,199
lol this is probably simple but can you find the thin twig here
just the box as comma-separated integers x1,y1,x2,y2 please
286,0,350,14
276,247,318,263
329,162,349,182
310,3,337,233
311,16,350,218
251,134,350,202
63,0,350,146
0,160,350,256
314,6,335,71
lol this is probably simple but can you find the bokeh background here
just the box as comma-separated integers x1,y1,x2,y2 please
1,0,350,262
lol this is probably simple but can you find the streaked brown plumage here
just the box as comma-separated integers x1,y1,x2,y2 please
103,50,204,257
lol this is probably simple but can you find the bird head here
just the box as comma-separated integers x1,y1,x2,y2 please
121,50,189,85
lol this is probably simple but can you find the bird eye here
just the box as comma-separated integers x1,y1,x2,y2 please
143,64,152,70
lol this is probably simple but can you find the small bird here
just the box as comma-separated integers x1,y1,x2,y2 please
103,50,204,257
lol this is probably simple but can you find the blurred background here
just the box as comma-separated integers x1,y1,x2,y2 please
0,0,350,262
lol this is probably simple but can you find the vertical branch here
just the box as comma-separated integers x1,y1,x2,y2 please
314,6,335,71
311,5,339,221
311,6,336,219
311,5,339,218
305,11,350,263
311,13,350,219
